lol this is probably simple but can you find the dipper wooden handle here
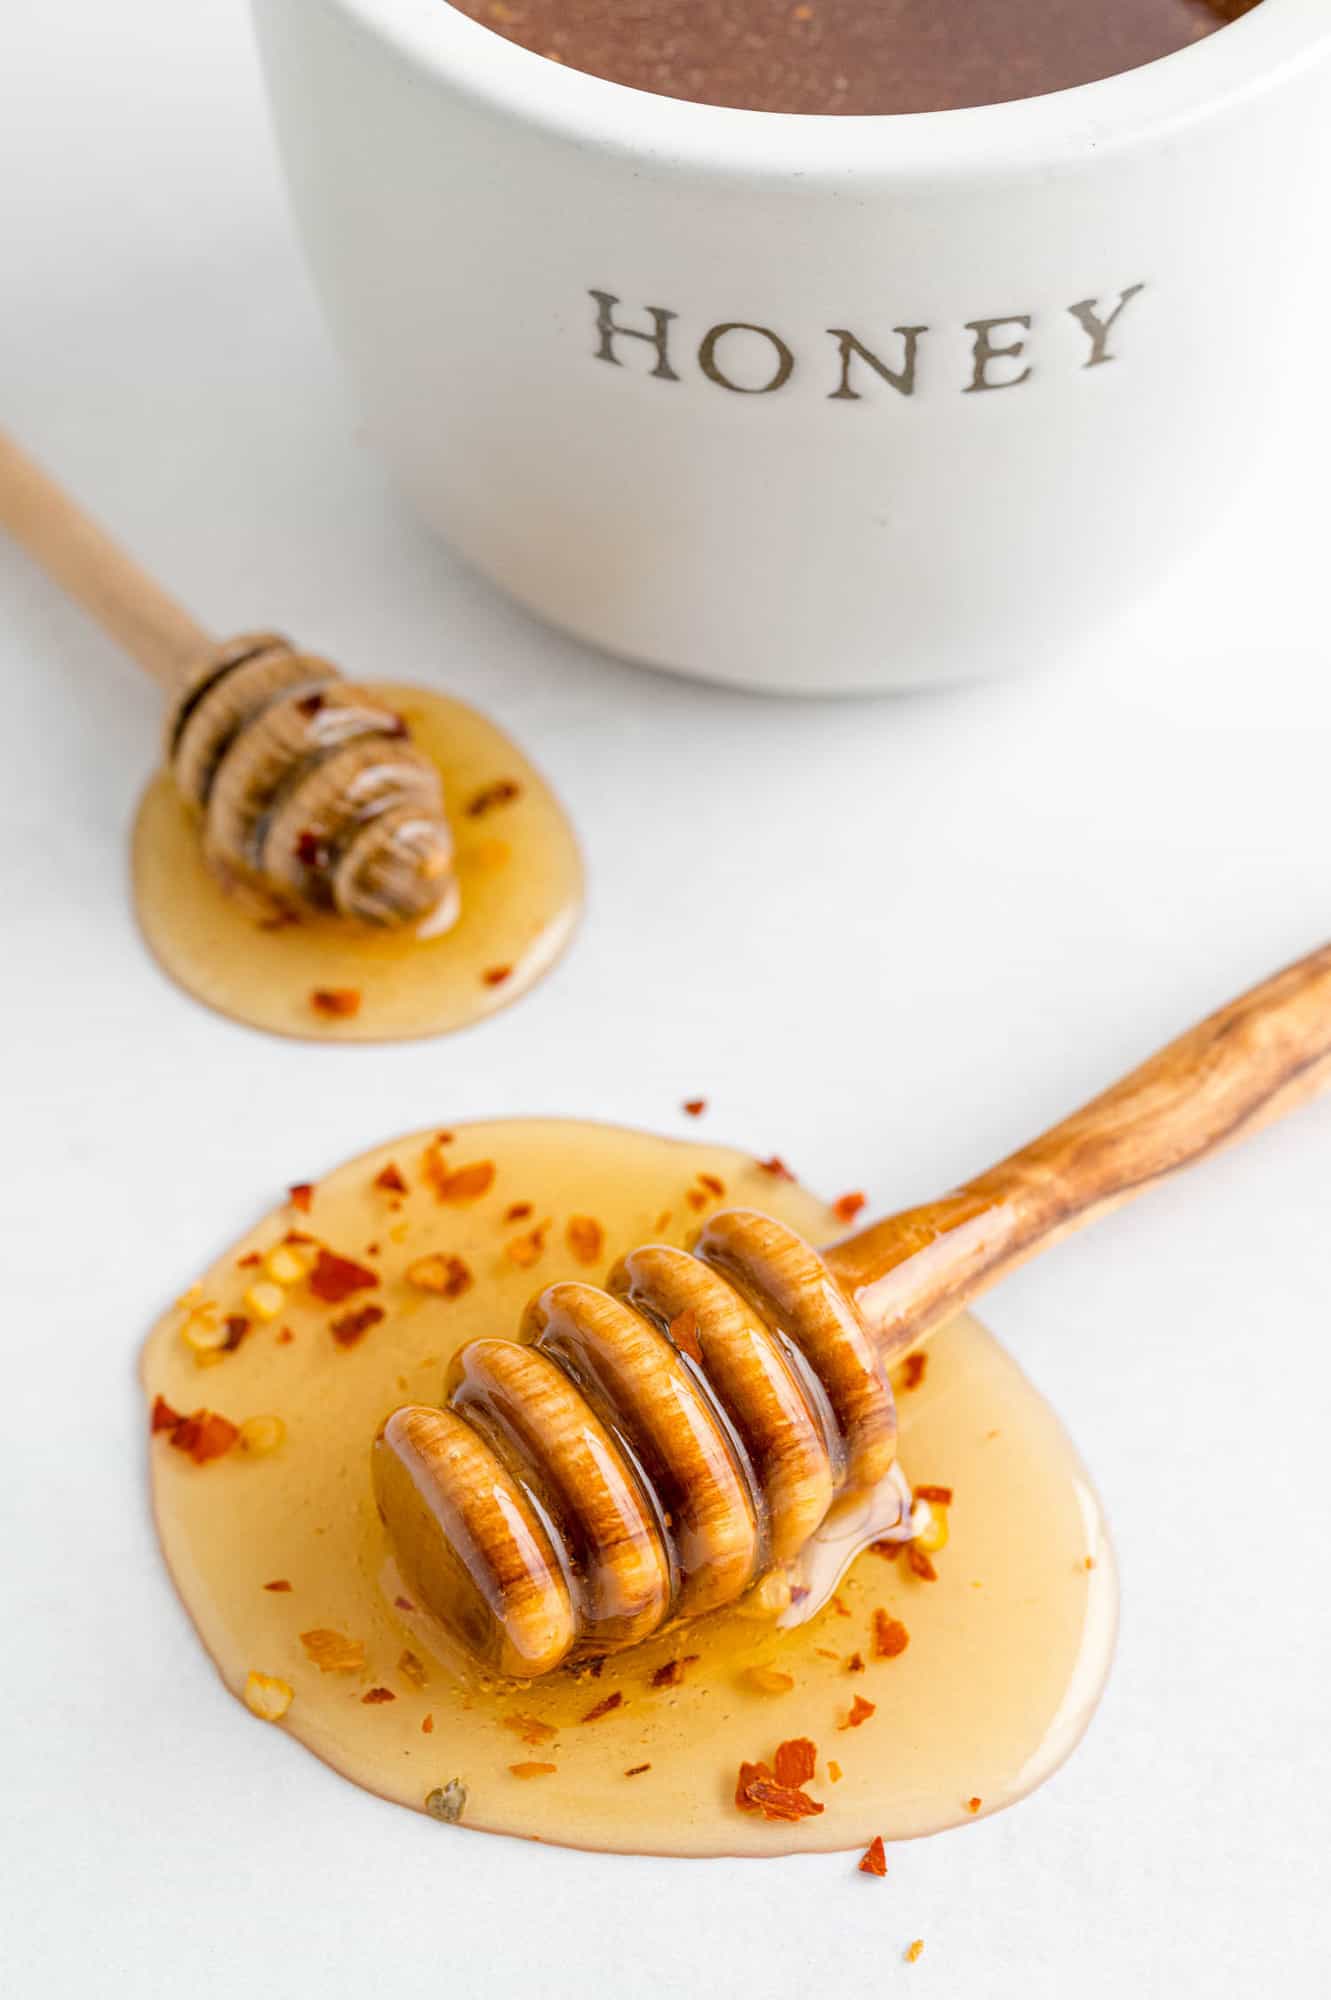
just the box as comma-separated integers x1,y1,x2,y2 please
0,428,455,926
375,941,1331,1678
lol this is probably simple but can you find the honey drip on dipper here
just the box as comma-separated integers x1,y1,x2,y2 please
0,429,581,1040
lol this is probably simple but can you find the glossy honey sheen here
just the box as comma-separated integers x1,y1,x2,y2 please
132,687,582,1041
142,1120,1115,1855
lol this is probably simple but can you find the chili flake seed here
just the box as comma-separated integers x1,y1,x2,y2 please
374,1162,408,1195
263,1580,293,1593
398,1650,429,1689
425,1154,497,1204
309,1248,380,1304
566,1215,604,1266
772,1738,817,1787
238,1414,286,1456
832,1190,868,1224
842,1695,876,1729
310,987,361,1019
502,1713,558,1747
828,1760,843,1783
1084,1555,1097,1570
668,1307,703,1364
362,1687,396,1705
506,1221,551,1268
858,1835,888,1878
299,1629,366,1674
424,1779,467,1823
244,1671,294,1722
465,778,521,817
330,1303,386,1348
741,1666,794,1696
509,1761,557,1778
872,1609,910,1660
406,1252,474,1299
967,1796,982,1814
624,1763,652,1777
264,1242,312,1286
581,1691,625,1723
180,1307,228,1359
244,1281,286,1324
682,1099,707,1117
906,1941,925,1965
288,1182,315,1213
908,1546,939,1582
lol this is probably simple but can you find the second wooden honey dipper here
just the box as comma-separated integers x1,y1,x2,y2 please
0,427,454,926
375,939,1331,1677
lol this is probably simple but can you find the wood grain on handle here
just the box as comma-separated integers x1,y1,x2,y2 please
827,942,1331,1360
0,427,209,687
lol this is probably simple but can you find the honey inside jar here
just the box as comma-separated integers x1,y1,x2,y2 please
142,1119,1115,1856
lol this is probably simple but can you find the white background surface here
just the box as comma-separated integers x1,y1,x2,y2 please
3,4,1330,1995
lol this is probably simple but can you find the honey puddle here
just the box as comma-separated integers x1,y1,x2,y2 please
132,689,582,1041
142,1120,1116,1857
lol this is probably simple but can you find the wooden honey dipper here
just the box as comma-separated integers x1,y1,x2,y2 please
375,939,1331,1678
0,428,454,925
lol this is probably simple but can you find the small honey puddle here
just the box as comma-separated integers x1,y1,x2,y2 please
142,1120,1116,1856
132,689,582,1041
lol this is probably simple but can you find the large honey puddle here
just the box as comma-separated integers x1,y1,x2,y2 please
142,1120,1115,1855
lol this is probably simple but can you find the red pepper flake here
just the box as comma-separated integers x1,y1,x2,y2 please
310,988,361,1019
263,1579,293,1593
373,1163,408,1195
465,778,521,817
169,1410,240,1465
330,1303,386,1348
295,693,325,719
277,1327,294,1345
424,1153,496,1204
831,1593,852,1617
295,828,330,869
966,1795,982,1814
773,1738,817,1787
832,1190,867,1224
842,1695,876,1730
580,1691,625,1723
757,1156,794,1180
650,1655,699,1690
506,1220,551,1269
668,1308,703,1365
407,1253,474,1300
362,1687,396,1705
653,1210,673,1232
915,1484,953,1506
815,1648,841,1662
697,1173,725,1198
847,1652,866,1675
509,1761,557,1778
237,1251,261,1269
872,1609,910,1659
421,1714,434,1734
309,1247,381,1304
740,1774,825,1823
902,1351,928,1391
151,1393,182,1434
870,1538,904,1561
288,1182,315,1214
735,1758,772,1810
223,1314,250,1352
682,1099,707,1117
482,965,513,987
1084,1555,1096,1571
624,1763,651,1777
908,1546,939,1583
394,1595,416,1613
858,1834,888,1878
504,1202,533,1222
502,1714,558,1747
685,1188,707,1212
566,1215,605,1266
